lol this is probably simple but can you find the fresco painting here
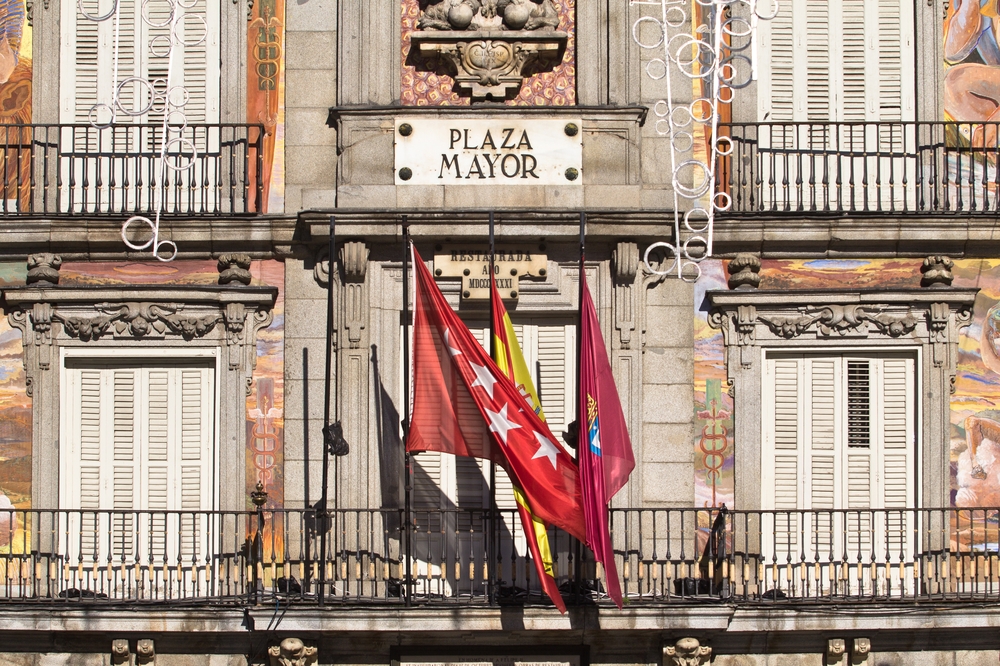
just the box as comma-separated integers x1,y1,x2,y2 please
248,0,285,213
0,0,30,211
401,0,576,106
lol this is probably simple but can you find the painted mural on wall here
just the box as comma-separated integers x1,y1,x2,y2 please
0,261,29,526
0,0,30,210
248,0,285,213
401,0,576,106
944,1,1000,128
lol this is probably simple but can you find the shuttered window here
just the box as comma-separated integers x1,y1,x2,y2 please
60,0,221,128
757,0,915,122
61,361,216,566
761,353,915,565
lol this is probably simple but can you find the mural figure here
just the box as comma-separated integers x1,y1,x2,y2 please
944,1,1000,146
247,0,285,213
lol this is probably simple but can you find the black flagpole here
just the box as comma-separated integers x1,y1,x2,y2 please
487,211,498,605
319,214,336,605
575,211,585,599
402,217,412,607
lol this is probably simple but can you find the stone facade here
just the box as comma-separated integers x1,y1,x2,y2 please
0,0,998,665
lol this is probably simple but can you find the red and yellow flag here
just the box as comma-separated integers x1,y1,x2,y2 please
490,273,566,613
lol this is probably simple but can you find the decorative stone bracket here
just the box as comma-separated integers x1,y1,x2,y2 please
663,637,712,666
268,637,319,666
4,285,277,397
410,30,566,101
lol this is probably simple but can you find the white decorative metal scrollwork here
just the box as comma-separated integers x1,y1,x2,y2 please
79,0,208,262
632,0,776,281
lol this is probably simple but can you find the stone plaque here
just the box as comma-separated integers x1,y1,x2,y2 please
434,246,548,301
395,118,583,185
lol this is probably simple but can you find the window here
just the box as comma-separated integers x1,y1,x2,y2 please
761,353,916,575
60,360,217,572
58,0,222,212
757,0,915,123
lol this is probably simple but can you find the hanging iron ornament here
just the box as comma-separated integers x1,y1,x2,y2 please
79,0,209,262
632,0,776,281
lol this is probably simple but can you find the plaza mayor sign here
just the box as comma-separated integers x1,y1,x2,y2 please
394,117,583,185
434,246,548,301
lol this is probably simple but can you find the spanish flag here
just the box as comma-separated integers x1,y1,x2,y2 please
490,273,567,613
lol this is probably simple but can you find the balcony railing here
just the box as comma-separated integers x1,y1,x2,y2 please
1,507,998,606
717,121,1000,215
0,123,264,217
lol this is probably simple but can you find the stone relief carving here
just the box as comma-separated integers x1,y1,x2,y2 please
268,637,319,666
56,303,223,341
612,242,638,349
727,253,761,291
410,0,567,100
758,305,917,339
218,252,253,286
826,638,847,660
852,637,871,658
135,638,155,665
110,639,131,665
418,0,559,31
26,254,62,285
663,637,712,666
921,255,955,288
5,287,276,398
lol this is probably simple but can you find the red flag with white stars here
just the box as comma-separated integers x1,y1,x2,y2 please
408,246,586,542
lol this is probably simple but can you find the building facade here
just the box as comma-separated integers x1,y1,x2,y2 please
0,0,998,664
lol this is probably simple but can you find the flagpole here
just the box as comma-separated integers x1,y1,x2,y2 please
575,210,585,600
402,216,412,608
319,214,335,605
487,210,497,606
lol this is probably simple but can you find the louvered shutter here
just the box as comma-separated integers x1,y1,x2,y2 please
763,354,916,569
758,0,914,123
63,362,215,572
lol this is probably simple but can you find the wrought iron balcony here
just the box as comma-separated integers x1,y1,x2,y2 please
717,121,1000,216
1,506,998,606
0,123,265,217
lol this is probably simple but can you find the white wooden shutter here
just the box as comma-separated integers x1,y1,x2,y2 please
63,362,215,570
758,0,914,123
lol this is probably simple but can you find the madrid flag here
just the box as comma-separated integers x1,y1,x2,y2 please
579,276,635,608
490,274,566,612
407,246,586,543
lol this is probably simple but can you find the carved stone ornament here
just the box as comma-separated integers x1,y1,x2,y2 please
136,638,155,665
826,638,847,659
411,1,566,101
921,255,954,289
268,637,319,666
26,253,62,285
218,252,253,286
111,639,130,666
4,285,277,397
340,241,369,283
852,637,871,657
663,637,712,666
727,253,761,290
759,304,918,339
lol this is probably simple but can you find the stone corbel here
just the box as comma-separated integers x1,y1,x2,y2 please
826,638,847,662
339,242,369,349
136,638,155,665
663,637,711,666
612,242,638,349
110,639,130,665
851,638,871,659
268,637,318,666
218,253,253,286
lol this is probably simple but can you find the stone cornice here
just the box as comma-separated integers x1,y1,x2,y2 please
1,215,1000,260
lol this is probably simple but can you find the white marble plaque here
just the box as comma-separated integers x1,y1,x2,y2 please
394,117,583,185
